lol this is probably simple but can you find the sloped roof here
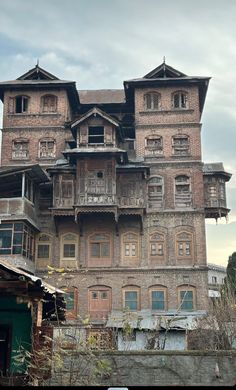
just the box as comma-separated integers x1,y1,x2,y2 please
71,106,120,128
79,89,125,104
203,163,232,180
124,62,210,114
0,258,64,295
143,62,187,79
106,309,206,330
17,64,59,81
0,164,50,183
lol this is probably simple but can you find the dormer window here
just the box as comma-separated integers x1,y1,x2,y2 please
88,126,104,144
172,91,188,109
15,95,29,113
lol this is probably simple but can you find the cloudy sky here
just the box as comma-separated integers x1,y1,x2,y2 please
0,0,235,267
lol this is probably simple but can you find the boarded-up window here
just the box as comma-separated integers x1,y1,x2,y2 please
41,95,57,113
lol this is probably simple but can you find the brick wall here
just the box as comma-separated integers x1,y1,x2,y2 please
1,88,71,165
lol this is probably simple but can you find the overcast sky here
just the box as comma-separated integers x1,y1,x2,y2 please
0,0,235,267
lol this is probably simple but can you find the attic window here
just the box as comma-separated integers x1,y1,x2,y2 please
88,126,104,144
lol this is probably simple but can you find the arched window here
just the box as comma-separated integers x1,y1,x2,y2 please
88,285,112,320
12,139,29,159
39,138,56,158
148,177,163,208
172,135,190,155
175,175,191,207
122,232,139,261
122,285,140,311
89,233,110,259
145,135,163,155
144,92,160,110
172,91,188,109
149,232,165,261
41,94,57,113
60,286,78,320
149,285,167,311
176,231,193,260
177,285,196,311
36,233,52,270
60,233,78,267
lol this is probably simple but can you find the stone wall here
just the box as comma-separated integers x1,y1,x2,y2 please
49,350,236,387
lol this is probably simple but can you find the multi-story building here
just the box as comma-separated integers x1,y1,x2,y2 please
0,61,231,348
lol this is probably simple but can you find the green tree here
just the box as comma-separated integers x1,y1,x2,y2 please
226,252,236,292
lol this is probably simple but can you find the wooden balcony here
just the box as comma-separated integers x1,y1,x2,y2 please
0,197,38,228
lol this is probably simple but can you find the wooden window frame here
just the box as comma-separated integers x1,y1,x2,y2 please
39,138,56,159
148,177,163,201
12,139,29,160
177,285,196,311
41,94,58,113
145,135,163,155
88,286,112,320
122,286,140,311
60,233,78,262
149,232,165,261
175,175,192,207
172,135,190,156
88,126,104,145
149,286,167,311
15,95,29,113
89,233,111,261
122,232,139,261
176,231,193,261
36,233,52,269
36,233,52,261
172,91,188,109
144,92,161,110
61,287,78,319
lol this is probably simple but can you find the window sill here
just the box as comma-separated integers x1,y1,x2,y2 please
11,157,29,161
139,109,194,115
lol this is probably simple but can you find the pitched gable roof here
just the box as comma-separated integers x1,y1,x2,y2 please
143,62,187,79
17,64,59,81
71,107,120,128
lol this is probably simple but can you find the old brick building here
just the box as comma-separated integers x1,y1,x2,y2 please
0,62,231,347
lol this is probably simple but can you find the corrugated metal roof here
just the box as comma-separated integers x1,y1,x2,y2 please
106,310,206,330
0,259,64,295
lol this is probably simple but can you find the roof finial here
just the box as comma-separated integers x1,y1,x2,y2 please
36,58,39,68
163,56,166,77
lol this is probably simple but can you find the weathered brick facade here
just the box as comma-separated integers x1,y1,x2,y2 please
0,62,231,335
